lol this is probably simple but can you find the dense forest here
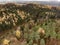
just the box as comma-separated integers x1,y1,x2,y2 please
0,3,60,45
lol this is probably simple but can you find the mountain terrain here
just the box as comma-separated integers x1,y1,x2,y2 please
0,3,60,45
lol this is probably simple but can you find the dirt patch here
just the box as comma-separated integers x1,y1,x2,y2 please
45,38,60,45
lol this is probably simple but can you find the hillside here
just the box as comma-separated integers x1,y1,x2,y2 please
0,3,60,45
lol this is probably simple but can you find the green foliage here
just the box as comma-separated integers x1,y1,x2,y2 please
41,19,57,38
23,25,40,45
57,32,60,39
40,39,45,45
